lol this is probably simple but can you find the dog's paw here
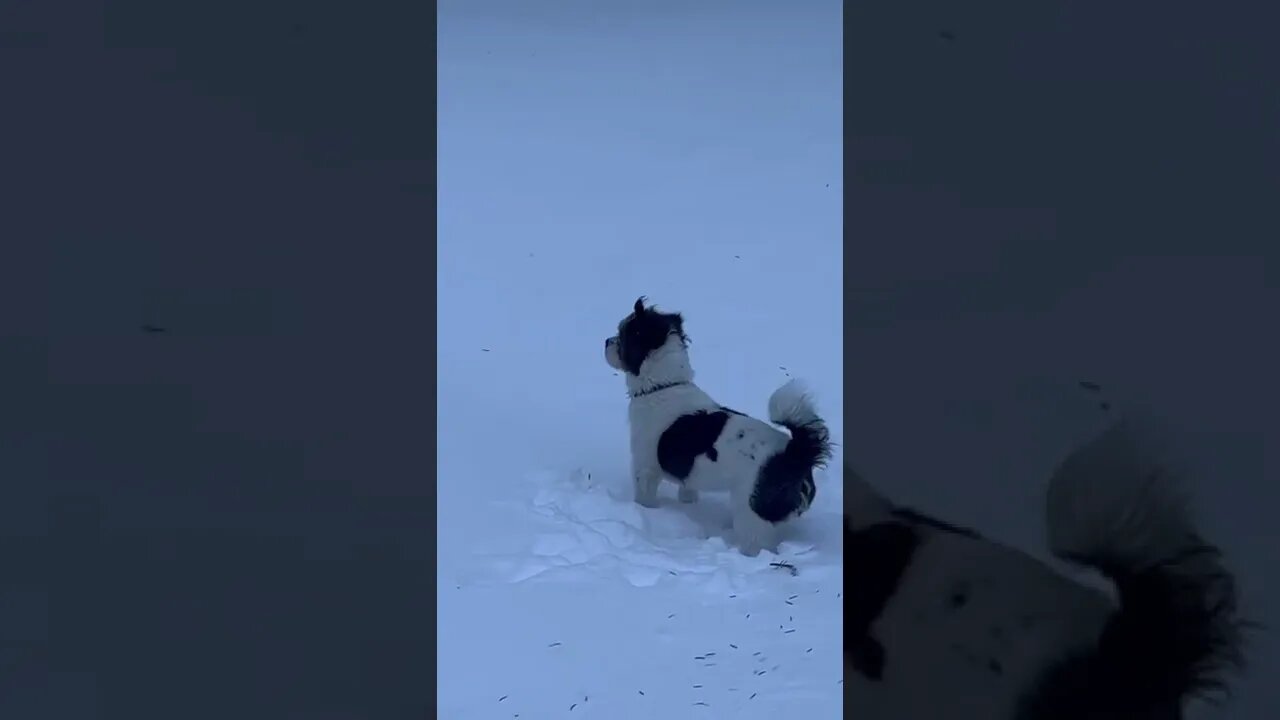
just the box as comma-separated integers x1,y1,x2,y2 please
634,494,661,509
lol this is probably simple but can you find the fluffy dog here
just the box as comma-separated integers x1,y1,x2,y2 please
846,417,1249,719
603,297,832,556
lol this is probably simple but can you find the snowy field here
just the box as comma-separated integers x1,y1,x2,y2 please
437,1,843,717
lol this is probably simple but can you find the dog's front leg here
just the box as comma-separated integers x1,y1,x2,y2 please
677,485,699,504
633,462,662,508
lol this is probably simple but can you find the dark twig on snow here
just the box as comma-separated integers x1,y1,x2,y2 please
770,561,798,576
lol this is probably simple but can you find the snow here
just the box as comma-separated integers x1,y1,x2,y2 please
437,1,843,717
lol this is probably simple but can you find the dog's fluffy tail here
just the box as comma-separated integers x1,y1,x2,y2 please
1044,419,1246,709
767,380,833,471
750,380,833,522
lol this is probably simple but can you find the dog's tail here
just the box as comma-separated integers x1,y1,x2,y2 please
1044,418,1247,710
749,380,833,521
767,379,833,471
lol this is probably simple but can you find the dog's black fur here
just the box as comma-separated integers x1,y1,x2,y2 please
614,297,688,376
657,410,731,479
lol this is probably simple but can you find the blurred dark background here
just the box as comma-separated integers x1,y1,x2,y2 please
846,0,1276,716
2,0,434,717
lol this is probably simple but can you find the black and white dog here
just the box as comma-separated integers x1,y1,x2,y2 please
603,297,832,556
847,418,1249,719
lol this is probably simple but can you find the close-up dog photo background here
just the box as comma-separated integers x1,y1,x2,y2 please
3,0,1274,717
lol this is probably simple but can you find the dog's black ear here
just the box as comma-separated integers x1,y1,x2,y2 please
634,296,647,315
672,313,690,344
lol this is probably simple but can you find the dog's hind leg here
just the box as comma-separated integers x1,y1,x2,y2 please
730,489,780,557
732,509,779,557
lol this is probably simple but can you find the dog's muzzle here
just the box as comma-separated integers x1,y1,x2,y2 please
604,336,622,369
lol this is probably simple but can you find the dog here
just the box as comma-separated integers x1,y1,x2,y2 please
603,297,832,556
846,417,1249,719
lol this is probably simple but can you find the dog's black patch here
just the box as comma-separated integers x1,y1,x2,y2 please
846,519,923,682
751,471,815,523
891,507,982,539
657,410,730,481
615,297,689,376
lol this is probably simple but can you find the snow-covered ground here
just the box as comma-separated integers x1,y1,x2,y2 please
437,1,843,717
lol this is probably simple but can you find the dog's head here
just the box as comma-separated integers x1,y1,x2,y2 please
604,296,690,377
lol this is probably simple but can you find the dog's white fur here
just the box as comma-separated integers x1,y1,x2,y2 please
847,419,1246,719
605,318,827,556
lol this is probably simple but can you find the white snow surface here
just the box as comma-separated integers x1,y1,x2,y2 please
437,1,843,718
